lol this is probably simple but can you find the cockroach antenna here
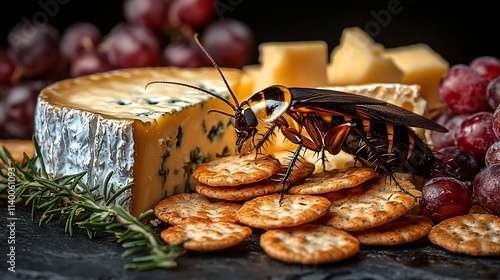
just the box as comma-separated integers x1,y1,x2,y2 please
144,34,240,113
192,33,240,107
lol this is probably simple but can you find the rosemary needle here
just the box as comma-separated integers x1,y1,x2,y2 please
0,137,185,270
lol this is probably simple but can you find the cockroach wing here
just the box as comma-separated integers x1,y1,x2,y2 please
289,88,447,133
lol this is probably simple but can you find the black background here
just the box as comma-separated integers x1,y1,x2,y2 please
0,0,499,66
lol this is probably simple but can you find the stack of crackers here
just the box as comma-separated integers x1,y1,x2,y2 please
154,154,500,264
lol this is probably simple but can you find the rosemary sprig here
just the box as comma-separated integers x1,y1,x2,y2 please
0,137,185,270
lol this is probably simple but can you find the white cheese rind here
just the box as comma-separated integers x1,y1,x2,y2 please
35,102,135,209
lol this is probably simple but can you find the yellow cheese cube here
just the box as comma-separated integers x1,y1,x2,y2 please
258,41,328,90
327,27,403,85
237,64,260,100
386,44,449,112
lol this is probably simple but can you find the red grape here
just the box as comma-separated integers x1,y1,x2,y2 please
107,22,129,36
436,146,479,181
0,50,16,86
454,111,497,162
470,56,500,82
473,163,500,215
161,43,206,68
201,18,254,68
430,110,469,149
420,177,473,223
7,22,60,78
70,51,112,77
494,105,500,139
169,0,215,29
60,22,101,61
486,77,500,110
2,81,46,139
124,0,170,33
103,24,160,68
485,141,500,166
439,64,488,114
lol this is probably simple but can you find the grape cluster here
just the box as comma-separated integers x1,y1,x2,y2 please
0,0,254,139
422,56,500,222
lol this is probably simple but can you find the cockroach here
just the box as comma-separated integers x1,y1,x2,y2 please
147,35,449,198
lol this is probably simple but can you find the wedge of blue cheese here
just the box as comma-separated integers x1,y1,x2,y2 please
35,67,241,216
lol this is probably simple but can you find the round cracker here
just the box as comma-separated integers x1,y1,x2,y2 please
260,224,360,264
195,180,284,201
236,194,331,229
350,214,433,245
194,161,315,201
288,167,378,195
161,222,252,252
319,178,420,231
154,193,241,225
192,154,281,186
428,213,500,256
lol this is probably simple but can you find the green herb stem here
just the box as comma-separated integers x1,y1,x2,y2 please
0,137,184,270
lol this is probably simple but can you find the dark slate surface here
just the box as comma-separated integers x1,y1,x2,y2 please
1,205,499,280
